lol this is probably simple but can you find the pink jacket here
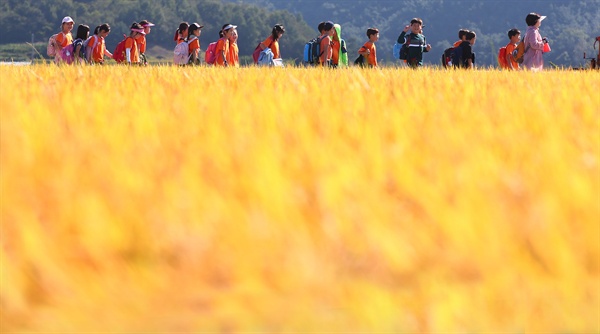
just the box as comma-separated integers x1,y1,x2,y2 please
522,26,545,71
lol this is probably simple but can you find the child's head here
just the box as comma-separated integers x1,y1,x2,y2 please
75,24,90,40
318,21,325,33
508,28,520,42
323,21,334,36
465,31,476,45
130,22,145,37
221,24,237,38
458,29,469,41
410,18,423,33
174,22,189,41
366,27,379,42
526,13,545,27
188,23,202,37
229,29,238,42
99,23,111,37
61,16,74,31
139,20,155,35
272,24,285,41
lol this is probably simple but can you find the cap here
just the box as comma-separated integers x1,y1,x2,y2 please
62,16,74,24
526,13,545,26
539,15,547,22
139,20,155,27
189,23,204,30
131,28,146,35
222,24,237,31
323,21,334,31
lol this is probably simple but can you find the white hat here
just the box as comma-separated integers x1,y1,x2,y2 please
223,24,237,31
62,16,74,24
539,15,547,22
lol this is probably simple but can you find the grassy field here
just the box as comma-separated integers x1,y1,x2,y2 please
1,65,599,332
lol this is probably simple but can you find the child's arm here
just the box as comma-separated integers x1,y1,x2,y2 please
397,25,410,43
358,44,370,57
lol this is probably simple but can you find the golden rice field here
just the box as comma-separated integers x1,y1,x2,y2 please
1,64,599,332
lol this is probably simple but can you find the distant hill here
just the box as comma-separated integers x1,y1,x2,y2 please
225,0,600,67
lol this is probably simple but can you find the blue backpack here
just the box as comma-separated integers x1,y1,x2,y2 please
303,35,324,64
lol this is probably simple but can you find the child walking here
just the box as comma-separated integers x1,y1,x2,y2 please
397,18,432,67
332,23,348,68
137,20,155,65
215,24,236,67
357,28,379,68
86,24,113,64
453,30,476,69
125,22,145,65
72,24,90,65
228,28,240,67
53,16,74,64
187,23,203,65
257,24,285,61
505,28,521,70
318,21,335,67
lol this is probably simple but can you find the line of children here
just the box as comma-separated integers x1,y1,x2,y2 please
48,12,549,69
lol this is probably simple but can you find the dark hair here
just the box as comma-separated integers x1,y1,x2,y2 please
366,27,379,38
219,23,231,38
99,23,110,33
93,25,100,35
411,18,423,26
526,13,541,26
189,23,200,36
318,21,325,33
271,24,285,41
75,24,90,40
174,22,189,41
465,31,476,41
458,29,469,39
508,28,520,39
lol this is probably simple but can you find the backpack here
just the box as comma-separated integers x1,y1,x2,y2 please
174,38,190,65
60,38,84,65
84,35,100,62
393,42,401,59
441,47,455,68
303,35,324,64
253,37,273,64
451,44,465,68
498,45,509,69
257,47,275,66
398,35,412,60
47,33,59,57
112,35,129,64
339,39,348,66
354,54,365,68
514,38,529,64
204,41,218,65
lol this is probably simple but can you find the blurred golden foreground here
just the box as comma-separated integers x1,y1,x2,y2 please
1,65,599,332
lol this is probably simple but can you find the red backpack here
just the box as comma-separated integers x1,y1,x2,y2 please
112,34,129,64
204,41,218,65
498,45,509,69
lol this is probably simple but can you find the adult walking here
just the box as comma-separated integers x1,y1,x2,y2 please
522,13,549,71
